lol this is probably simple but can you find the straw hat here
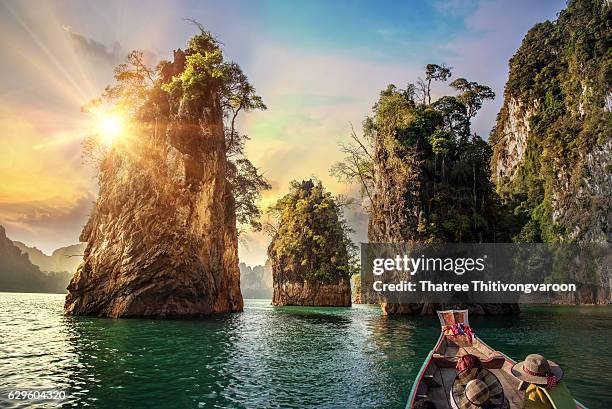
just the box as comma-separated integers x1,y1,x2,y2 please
452,368,505,409
511,354,563,387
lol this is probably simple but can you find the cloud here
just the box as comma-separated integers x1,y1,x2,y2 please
0,104,96,252
63,25,122,65
0,192,94,253
0,193,93,231
62,25,157,68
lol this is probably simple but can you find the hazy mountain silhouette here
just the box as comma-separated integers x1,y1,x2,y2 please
240,261,272,299
13,241,84,274
0,225,73,293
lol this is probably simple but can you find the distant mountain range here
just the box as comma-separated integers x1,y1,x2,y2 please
240,261,272,299
0,225,83,294
13,241,84,275
0,223,272,297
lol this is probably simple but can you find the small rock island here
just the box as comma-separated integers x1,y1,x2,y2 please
267,180,354,307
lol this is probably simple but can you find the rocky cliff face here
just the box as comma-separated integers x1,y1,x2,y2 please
240,261,273,299
352,274,378,304
368,142,423,244
492,97,537,181
65,42,243,317
491,0,611,246
271,273,351,307
491,0,611,303
268,180,353,307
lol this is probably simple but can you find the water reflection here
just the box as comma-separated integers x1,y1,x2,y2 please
62,313,240,407
0,294,610,409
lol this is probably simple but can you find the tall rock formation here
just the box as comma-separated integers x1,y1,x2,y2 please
268,180,353,307
364,71,517,315
65,34,247,317
491,0,611,245
240,261,273,299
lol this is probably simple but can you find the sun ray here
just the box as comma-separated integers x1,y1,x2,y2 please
1,1,91,104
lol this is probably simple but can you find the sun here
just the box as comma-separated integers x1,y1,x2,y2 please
97,113,124,147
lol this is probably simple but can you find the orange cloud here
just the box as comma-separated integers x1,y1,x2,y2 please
0,104,96,252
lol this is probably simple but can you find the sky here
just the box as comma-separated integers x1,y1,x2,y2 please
0,0,566,265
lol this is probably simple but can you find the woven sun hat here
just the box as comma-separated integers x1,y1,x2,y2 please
511,354,563,387
452,368,505,409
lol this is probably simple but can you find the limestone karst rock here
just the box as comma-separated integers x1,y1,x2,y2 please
491,0,611,245
365,76,516,315
14,241,85,274
490,0,611,303
268,180,353,307
239,261,273,299
65,36,245,318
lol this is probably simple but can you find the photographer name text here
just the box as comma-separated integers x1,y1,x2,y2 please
372,280,577,294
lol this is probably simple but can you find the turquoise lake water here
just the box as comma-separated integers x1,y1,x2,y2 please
0,293,610,408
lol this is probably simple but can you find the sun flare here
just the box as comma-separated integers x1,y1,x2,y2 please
97,113,124,147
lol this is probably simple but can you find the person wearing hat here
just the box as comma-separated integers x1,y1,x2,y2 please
451,367,507,409
511,354,576,409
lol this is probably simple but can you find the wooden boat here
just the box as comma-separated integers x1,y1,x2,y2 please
406,310,588,409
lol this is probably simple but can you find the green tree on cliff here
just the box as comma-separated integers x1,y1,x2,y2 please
491,0,611,243
83,27,270,232
333,65,511,243
266,179,357,281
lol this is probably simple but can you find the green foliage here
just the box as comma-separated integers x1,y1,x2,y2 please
333,64,516,243
425,64,452,82
230,158,272,231
450,78,495,118
494,0,611,243
84,27,270,233
267,179,357,281
361,65,512,243
162,50,225,99
424,63,452,104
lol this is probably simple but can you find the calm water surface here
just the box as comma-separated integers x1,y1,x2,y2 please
0,293,610,408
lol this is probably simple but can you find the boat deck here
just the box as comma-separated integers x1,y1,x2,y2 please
407,310,586,409
413,336,525,409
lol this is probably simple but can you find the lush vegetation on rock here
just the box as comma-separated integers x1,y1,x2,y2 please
84,27,270,232
334,65,512,243
267,179,357,281
491,0,611,243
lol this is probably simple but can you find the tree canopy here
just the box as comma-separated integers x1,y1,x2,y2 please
267,179,357,281
333,64,513,243
83,28,270,232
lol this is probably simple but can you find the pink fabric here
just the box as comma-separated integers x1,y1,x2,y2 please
443,322,474,344
522,365,558,389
